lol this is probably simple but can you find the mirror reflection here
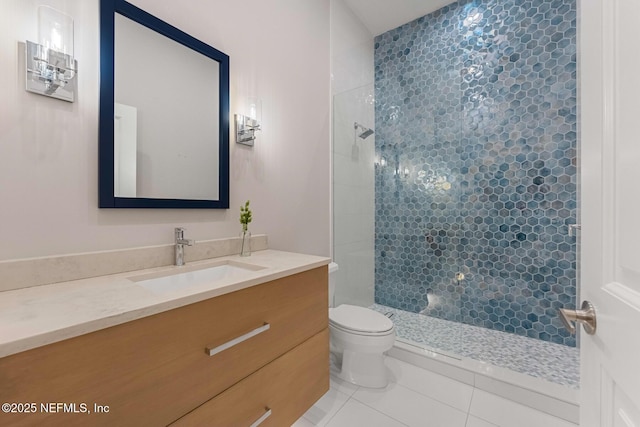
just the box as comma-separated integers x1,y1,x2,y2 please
114,13,220,200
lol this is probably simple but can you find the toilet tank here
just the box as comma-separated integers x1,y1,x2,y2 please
328,262,339,308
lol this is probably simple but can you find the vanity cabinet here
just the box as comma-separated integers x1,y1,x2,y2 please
172,329,328,426
0,267,328,426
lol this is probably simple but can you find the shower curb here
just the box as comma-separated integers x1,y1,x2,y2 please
387,341,580,425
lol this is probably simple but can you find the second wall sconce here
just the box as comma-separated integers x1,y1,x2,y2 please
25,5,78,102
235,114,260,146
235,98,261,146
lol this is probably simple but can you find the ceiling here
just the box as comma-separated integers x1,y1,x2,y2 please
344,0,457,36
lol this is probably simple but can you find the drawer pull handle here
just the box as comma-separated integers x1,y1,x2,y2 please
206,323,270,356
249,408,272,427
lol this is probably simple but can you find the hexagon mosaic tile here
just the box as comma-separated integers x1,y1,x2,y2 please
371,304,580,388
374,0,577,346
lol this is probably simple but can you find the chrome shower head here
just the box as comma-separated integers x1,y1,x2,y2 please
354,122,374,139
359,128,374,139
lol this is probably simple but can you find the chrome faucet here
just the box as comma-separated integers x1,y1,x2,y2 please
174,227,195,266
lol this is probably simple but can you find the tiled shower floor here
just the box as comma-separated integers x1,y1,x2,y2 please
370,304,580,389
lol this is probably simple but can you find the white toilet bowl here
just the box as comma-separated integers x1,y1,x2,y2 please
329,304,395,388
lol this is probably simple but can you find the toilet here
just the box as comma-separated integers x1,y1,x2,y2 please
328,263,395,388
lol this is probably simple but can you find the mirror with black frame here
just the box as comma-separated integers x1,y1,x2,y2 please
99,0,229,208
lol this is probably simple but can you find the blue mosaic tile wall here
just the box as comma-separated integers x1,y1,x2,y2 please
374,0,577,346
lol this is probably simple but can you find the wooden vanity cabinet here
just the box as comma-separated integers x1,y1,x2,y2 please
172,329,329,426
0,266,329,426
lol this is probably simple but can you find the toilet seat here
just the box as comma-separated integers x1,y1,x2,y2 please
329,305,394,336
330,322,394,337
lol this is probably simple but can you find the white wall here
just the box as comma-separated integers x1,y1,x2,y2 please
0,0,330,261
331,0,374,96
330,0,375,307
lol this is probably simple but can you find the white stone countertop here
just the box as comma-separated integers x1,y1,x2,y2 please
0,250,330,358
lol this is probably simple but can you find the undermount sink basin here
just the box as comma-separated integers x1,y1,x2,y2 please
130,260,265,294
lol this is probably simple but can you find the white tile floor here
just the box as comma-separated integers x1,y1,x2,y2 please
293,357,578,427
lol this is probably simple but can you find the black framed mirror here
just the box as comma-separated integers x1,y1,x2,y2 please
99,0,229,208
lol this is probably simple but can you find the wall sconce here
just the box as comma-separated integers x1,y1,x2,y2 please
25,6,77,102
235,98,261,146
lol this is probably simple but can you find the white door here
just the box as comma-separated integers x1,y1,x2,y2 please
580,0,640,425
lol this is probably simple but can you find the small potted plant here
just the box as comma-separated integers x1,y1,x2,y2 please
239,200,252,256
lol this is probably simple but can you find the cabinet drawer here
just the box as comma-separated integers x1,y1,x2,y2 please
172,329,329,427
0,267,328,427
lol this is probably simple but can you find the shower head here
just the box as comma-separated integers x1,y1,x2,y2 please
354,122,374,139
359,128,374,139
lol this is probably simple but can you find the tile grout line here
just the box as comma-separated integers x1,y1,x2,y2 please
351,382,469,421
466,387,504,427
468,384,477,413
318,387,356,427
464,386,477,427
346,394,412,427
388,363,477,413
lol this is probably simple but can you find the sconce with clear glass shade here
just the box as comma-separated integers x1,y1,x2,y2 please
25,6,77,102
